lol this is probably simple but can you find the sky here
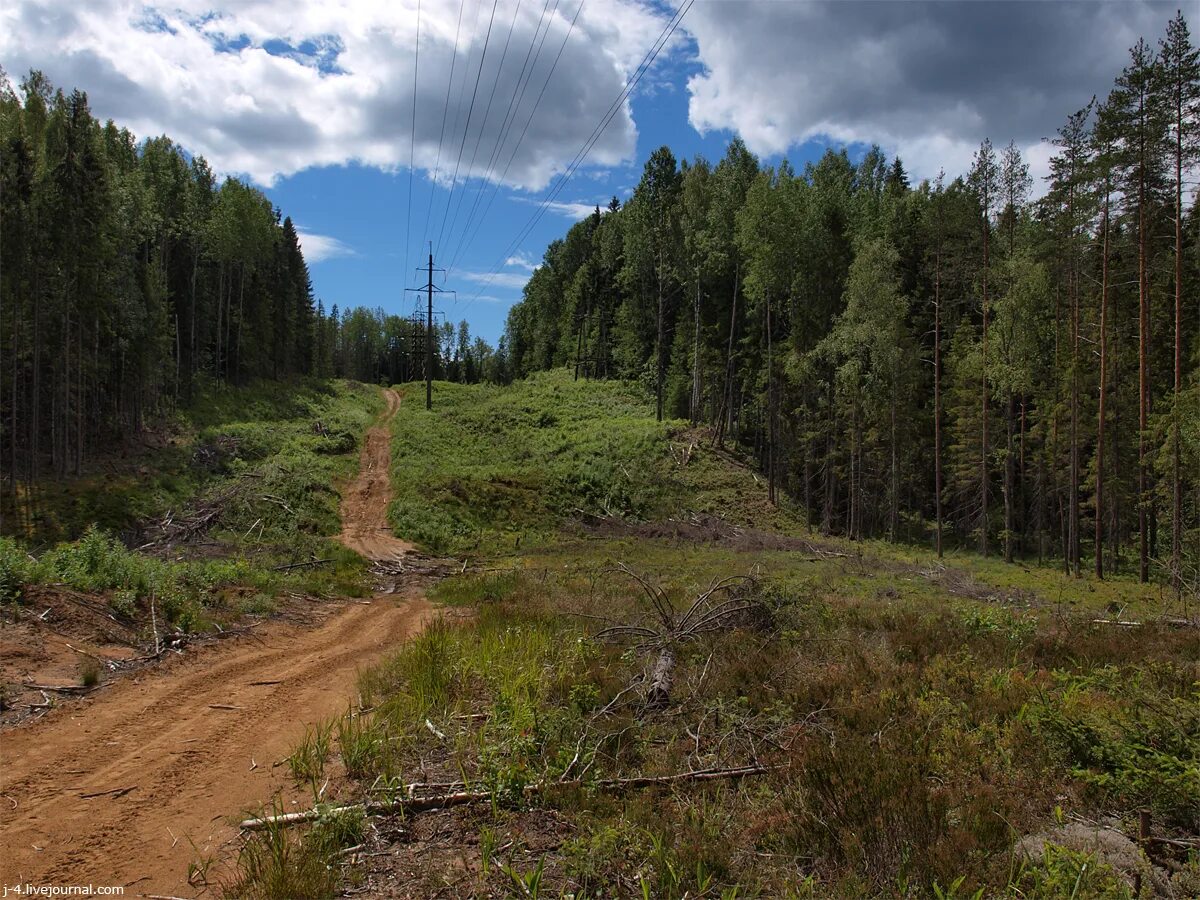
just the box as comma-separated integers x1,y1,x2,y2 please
0,0,1186,344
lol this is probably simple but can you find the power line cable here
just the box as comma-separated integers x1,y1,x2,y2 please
403,0,421,292
449,0,582,273
436,0,501,254
445,0,557,272
464,0,692,305
438,0,523,271
419,0,469,257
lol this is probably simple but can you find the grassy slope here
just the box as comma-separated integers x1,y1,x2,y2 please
1,378,382,633
386,373,683,554
248,370,1198,899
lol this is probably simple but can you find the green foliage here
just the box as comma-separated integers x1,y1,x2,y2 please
288,721,333,788
1032,673,1200,830
109,588,138,619
1012,843,1135,899
0,537,31,604
387,372,684,553
226,801,363,900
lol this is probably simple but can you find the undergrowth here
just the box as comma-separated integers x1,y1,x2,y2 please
386,371,689,553
1,378,382,630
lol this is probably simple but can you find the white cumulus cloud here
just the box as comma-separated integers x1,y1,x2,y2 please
1,0,675,189
295,229,357,263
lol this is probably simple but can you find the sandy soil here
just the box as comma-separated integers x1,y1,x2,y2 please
339,388,415,562
0,386,429,895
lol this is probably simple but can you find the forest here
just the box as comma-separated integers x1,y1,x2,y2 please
3,11,1198,588
0,71,493,530
503,11,1200,588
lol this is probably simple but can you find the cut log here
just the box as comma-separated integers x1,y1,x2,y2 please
646,648,675,709
239,764,770,831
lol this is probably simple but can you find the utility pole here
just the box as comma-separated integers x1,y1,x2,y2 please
405,243,452,411
426,248,434,410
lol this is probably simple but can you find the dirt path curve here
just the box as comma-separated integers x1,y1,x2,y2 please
0,387,430,895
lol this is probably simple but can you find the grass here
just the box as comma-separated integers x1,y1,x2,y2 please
271,547,1193,897
225,801,364,900
386,372,690,554
236,368,1199,899
5,377,379,545
1,378,383,632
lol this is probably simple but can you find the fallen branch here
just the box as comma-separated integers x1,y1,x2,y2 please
270,558,333,572
23,682,97,695
596,567,759,708
81,786,136,799
239,764,769,831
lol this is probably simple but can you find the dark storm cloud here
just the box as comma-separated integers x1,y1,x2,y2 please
684,0,1180,179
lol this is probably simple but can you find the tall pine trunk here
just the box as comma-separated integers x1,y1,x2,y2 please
1096,188,1110,579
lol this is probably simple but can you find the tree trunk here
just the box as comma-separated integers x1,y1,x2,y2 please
1096,188,1110,579
980,214,990,557
715,262,739,448
691,269,701,424
767,293,776,506
934,245,943,558
1171,75,1184,595
1005,392,1015,563
1138,117,1150,584
646,648,675,709
655,248,664,422
1070,204,1081,578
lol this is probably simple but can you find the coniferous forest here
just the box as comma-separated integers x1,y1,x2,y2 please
504,11,1200,587
2,11,1198,588
0,70,494,526
4,7,1200,896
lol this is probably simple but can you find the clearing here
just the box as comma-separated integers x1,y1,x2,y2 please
230,371,1198,899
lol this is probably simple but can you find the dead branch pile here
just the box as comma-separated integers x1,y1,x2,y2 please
191,435,241,467
594,565,759,709
137,479,252,551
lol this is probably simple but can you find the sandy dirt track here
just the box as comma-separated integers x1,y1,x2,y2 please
0,387,429,894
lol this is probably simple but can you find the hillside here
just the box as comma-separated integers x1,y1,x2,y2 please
226,372,1199,899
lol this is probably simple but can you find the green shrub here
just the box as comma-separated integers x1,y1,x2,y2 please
0,536,31,604
40,526,153,594
1012,843,1134,899
1033,674,1200,831
109,589,138,619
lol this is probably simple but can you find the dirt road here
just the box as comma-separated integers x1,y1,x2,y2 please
339,387,415,561
0,387,429,894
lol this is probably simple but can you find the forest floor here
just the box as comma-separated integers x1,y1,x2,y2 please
0,386,437,895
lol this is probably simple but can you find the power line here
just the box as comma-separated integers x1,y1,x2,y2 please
420,0,469,258
403,0,421,293
449,0,580,273
435,0,501,255
444,0,557,273
466,0,693,305
404,244,455,410
443,0,560,272
437,0,524,270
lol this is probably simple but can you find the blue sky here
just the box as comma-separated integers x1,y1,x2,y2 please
3,0,1183,344
264,36,747,344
